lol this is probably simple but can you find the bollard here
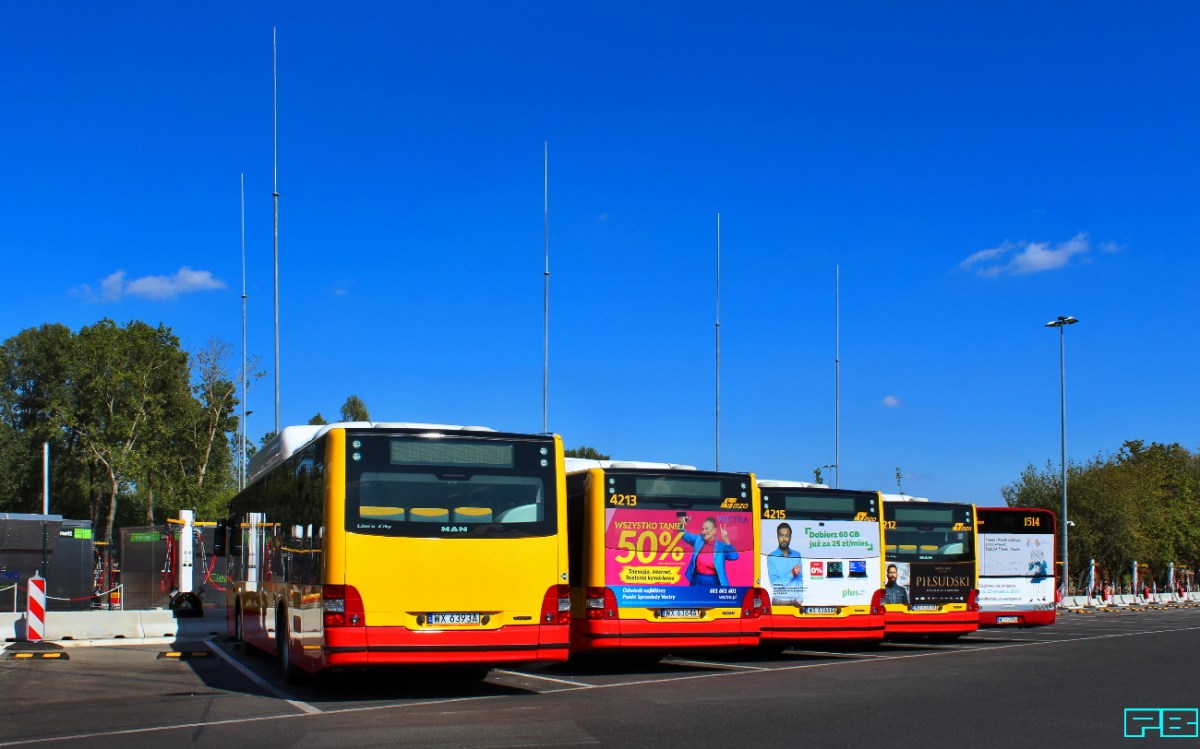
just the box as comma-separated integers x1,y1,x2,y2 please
25,574,46,642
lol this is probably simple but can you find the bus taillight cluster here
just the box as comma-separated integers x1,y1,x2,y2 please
323,584,366,628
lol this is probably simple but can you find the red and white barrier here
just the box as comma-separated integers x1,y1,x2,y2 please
25,575,46,642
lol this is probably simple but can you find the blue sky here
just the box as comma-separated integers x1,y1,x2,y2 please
4,3,1198,506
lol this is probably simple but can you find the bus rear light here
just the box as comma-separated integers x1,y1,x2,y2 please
870,588,886,616
541,585,571,625
967,588,981,612
741,587,768,618
323,584,366,628
585,587,618,620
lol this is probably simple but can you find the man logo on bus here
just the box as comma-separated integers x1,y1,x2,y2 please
440,526,468,533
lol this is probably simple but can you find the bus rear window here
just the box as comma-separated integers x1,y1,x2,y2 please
345,433,557,538
349,473,548,537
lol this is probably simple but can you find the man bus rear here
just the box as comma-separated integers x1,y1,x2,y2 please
881,497,980,639
757,481,886,645
565,459,766,657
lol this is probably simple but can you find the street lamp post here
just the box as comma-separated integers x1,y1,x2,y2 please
1045,315,1078,599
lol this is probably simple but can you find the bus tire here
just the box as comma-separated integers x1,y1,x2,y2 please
277,608,302,683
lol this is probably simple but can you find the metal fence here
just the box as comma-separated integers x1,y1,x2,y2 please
0,515,227,612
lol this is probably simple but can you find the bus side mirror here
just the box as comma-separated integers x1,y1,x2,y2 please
213,518,229,557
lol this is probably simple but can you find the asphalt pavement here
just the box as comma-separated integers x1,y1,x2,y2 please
2,603,1198,748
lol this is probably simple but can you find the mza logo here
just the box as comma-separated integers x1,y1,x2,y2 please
951,522,971,531
1125,708,1199,738
441,526,468,533
721,498,749,509
853,512,877,522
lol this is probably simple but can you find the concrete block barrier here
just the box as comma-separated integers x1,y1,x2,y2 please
2,609,183,642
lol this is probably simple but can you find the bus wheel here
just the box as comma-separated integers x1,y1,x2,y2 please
277,609,302,683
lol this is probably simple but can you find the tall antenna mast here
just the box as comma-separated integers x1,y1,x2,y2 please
835,264,840,489
240,173,248,490
543,141,549,434
715,213,721,471
272,27,281,435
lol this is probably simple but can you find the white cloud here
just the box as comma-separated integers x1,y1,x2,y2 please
882,395,901,408
75,267,226,302
959,232,1113,277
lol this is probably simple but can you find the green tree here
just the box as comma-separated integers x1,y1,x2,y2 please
308,412,328,425
0,324,84,515
1002,441,1200,588
65,319,193,541
147,337,241,520
564,446,610,460
340,395,370,422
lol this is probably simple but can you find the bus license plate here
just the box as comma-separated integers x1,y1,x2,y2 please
661,609,701,619
427,612,480,626
996,616,1019,624
909,604,938,611
804,606,837,615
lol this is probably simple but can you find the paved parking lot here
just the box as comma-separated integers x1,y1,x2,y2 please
2,604,1198,748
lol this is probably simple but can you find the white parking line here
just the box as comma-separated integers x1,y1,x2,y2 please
491,669,595,687
665,658,767,671
783,649,891,658
204,640,322,715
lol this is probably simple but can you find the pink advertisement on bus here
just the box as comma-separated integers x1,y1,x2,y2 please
604,508,754,608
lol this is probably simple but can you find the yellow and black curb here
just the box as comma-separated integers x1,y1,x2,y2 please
158,651,213,660
4,651,68,660
3,643,68,661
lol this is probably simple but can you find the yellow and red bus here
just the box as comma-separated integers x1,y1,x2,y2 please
976,506,1057,627
215,422,570,679
881,496,980,639
756,481,886,645
564,459,766,656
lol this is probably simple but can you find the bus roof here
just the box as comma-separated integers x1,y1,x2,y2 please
565,458,698,473
248,421,496,484
879,493,931,502
757,479,830,489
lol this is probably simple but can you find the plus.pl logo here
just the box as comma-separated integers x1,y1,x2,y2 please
1125,708,1200,738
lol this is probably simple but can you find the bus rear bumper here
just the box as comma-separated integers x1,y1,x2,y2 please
884,611,979,637
760,613,886,642
571,618,760,652
979,610,1056,627
322,624,570,667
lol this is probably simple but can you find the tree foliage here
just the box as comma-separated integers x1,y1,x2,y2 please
340,395,369,422
1002,440,1200,585
564,446,610,460
0,320,244,541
